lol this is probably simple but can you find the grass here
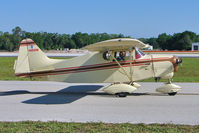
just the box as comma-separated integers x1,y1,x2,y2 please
0,122,198,133
0,57,28,81
173,58,199,82
0,57,70,81
0,57,199,82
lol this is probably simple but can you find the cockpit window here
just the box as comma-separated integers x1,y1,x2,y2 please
103,48,145,61
135,48,145,59
103,51,111,60
117,51,126,61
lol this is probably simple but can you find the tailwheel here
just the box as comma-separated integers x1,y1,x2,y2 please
168,92,177,96
116,92,128,97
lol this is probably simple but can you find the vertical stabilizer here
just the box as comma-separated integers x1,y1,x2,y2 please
14,38,57,77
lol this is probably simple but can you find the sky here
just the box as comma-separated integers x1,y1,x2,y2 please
0,0,199,38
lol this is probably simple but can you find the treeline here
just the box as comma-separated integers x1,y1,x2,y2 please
0,27,128,51
140,31,199,50
0,26,199,51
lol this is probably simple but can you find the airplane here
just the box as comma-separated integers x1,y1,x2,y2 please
14,38,182,97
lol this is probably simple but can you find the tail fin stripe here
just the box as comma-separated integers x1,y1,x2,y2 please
20,43,36,47
28,49,39,52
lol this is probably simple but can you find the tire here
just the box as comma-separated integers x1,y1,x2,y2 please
168,92,177,96
116,92,128,97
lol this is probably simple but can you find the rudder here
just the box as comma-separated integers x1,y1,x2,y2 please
14,38,56,77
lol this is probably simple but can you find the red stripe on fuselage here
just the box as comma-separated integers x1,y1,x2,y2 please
15,63,146,77
28,49,39,52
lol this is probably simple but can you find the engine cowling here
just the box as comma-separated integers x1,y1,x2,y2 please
172,56,182,72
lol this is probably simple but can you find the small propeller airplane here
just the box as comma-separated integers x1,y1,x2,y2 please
14,38,182,97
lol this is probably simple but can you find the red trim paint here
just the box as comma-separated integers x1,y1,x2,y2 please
143,50,199,53
28,49,39,52
15,63,147,77
20,43,36,47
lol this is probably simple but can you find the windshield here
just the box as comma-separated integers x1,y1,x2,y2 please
135,48,145,59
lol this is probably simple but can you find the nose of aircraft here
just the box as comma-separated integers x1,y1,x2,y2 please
172,56,182,72
176,58,182,64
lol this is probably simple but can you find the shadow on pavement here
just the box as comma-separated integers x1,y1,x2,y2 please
22,85,103,104
1,85,199,105
0,90,30,96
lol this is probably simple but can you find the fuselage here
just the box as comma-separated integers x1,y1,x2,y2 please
36,51,175,83
15,39,177,83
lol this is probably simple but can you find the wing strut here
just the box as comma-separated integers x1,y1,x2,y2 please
129,48,135,83
110,52,132,82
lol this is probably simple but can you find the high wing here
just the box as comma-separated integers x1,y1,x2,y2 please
83,38,150,84
83,38,150,52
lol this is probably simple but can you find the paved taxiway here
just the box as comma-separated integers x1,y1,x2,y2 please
0,81,199,125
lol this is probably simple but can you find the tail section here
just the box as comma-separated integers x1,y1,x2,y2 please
14,38,57,77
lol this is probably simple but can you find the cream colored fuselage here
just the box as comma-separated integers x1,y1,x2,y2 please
15,38,181,96
47,52,174,83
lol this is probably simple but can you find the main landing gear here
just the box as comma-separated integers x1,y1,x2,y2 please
156,79,181,96
103,83,140,97
168,92,177,96
115,92,129,97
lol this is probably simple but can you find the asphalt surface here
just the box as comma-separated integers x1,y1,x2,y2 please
0,81,199,125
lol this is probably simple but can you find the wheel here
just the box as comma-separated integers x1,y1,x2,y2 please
116,92,128,97
168,92,177,96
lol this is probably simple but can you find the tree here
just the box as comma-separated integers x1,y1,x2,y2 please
169,32,192,50
11,26,25,50
42,32,53,50
59,34,76,49
0,32,14,51
71,32,85,48
1,26,199,51
146,38,159,49
157,33,171,50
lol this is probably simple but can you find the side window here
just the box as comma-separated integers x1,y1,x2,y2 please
103,51,111,61
116,51,126,61
103,51,129,61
